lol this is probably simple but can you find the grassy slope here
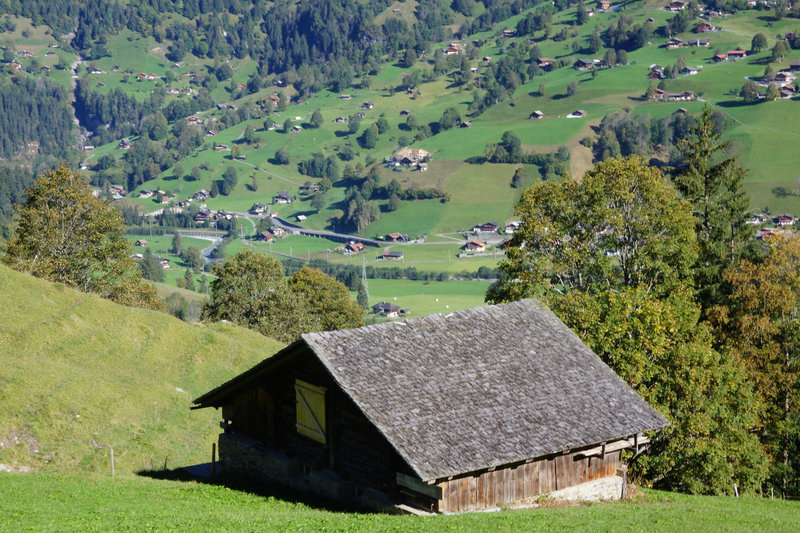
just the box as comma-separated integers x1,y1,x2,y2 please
2,474,798,532
0,264,282,474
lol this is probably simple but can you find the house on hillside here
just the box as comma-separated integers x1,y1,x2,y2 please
573,58,595,71
372,301,401,317
386,232,409,242
193,300,668,513
530,110,544,119
713,53,728,62
473,221,499,233
728,49,747,59
665,38,683,49
379,250,405,261
464,239,487,252
345,242,365,254
695,22,715,33
273,191,294,204
536,57,553,70
688,38,710,47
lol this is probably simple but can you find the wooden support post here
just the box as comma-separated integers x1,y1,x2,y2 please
211,442,216,476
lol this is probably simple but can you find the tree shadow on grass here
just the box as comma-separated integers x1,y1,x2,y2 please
137,467,381,514
715,99,757,108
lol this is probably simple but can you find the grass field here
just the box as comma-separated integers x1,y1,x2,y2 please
2,474,798,532
0,264,281,475
365,278,490,316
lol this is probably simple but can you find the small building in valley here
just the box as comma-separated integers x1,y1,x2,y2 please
193,300,668,513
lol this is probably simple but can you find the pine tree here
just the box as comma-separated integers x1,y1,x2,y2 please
182,268,195,291
673,106,754,312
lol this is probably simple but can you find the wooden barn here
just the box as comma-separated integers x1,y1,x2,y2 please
193,300,668,513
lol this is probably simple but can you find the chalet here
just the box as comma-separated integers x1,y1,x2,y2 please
90,66,103,74
417,162,428,172
187,116,201,125
345,242,365,254
759,228,782,240
340,94,352,100
666,91,695,101
9,61,21,69
193,300,667,513
573,58,595,71
135,239,148,247
41,66,51,73
193,209,214,223
779,86,794,99
207,130,217,136
665,38,683,49
217,104,237,110
292,125,302,132
393,147,430,166
300,184,321,194
474,221,499,233
464,239,487,252
386,232,409,242
774,71,794,82
18,50,32,57
648,65,665,79
135,73,147,80
681,66,698,75
568,109,588,118
372,301,401,317
695,22,715,33
296,215,307,222
728,49,747,59
147,73,158,80
271,226,286,237
597,0,611,9
258,231,274,243
193,189,210,201
334,116,348,123
236,84,246,90
139,190,154,199
83,145,95,152
250,203,267,214
713,53,728,62
399,109,411,116
354,112,366,119
536,57,553,70
505,221,521,234
502,29,516,37
362,102,374,110
379,250,405,260
274,191,294,204
687,38,710,47
470,67,479,73
776,214,797,227
483,56,492,63
667,0,687,10
460,121,472,128
530,110,544,119
214,144,230,151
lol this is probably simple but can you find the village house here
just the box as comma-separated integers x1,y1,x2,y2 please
695,22,715,33
573,58,595,71
536,57,553,70
648,65,665,79
473,221,499,233
667,0,687,10
464,239,487,252
193,300,668,513
776,214,797,227
250,203,267,214
386,232,409,242
687,38,710,47
393,147,430,166
274,191,294,204
345,241,365,255
665,38,684,49
379,250,405,261
713,53,728,62
372,301,401,317
728,49,747,59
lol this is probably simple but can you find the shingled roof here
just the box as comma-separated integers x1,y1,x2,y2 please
194,299,668,482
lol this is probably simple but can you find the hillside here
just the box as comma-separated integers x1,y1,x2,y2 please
0,263,283,474
2,474,799,531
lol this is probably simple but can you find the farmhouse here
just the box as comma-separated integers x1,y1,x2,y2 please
728,49,747,59
530,110,544,119
687,38,710,47
273,191,294,204
713,53,728,62
393,147,430,166
258,231,274,243
695,22,715,32
473,221,499,233
193,300,668,513
345,242,365,254
464,239,487,252
379,250,405,260
535,57,553,70
665,38,683,49
573,58,595,71
386,232,409,242
372,301,401,317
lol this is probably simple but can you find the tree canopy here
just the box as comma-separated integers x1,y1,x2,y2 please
2,165,161,310
203,250,363,342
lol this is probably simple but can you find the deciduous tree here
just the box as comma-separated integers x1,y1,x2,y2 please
3,165,162,310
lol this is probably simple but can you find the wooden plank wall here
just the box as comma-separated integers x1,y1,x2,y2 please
438,449,622,513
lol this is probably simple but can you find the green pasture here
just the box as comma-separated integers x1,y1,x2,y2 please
3,474,800,532
365,278,491,316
